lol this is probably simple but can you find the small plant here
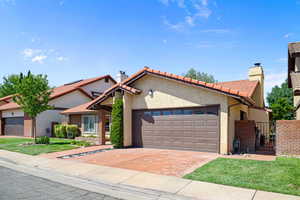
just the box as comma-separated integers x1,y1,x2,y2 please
66,125,79,139
71,140,91,147
35,136,50,144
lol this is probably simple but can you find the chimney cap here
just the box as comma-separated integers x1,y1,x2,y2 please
254,63,261,66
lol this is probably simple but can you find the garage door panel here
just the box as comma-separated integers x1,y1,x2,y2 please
133,106,220,152
4,117,24,136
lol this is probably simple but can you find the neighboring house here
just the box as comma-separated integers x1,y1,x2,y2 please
62,64,269,154
288,42,300,119
0,75,116,137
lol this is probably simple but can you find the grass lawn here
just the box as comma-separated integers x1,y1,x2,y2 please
184,157,300,196
0,137,79,155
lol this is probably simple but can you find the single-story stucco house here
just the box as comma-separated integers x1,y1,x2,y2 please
62,64,270,154
0,75,116,137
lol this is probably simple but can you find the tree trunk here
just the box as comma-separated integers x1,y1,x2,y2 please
33,117,37,143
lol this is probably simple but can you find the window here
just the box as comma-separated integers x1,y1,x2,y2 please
152,111,161,116
162,110,172,115
82,115,97,134
104,77,109,83
183,110,193,115
240,111,247,120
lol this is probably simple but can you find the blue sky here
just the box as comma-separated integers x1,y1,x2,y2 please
0,0,298,95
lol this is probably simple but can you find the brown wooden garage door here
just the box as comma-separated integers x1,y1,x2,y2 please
4,117,24,136
132,106,220,153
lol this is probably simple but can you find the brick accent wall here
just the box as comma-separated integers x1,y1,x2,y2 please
276,120,300,155
235,120,256,153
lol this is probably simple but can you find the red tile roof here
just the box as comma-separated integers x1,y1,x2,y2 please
0,75,115,111
216,80,259,98
62,67,257,114
0,95,13,103
61,83,140,114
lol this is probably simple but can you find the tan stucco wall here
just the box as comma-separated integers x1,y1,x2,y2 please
294,95,300,120
124,75,229,154
81,78,115,96
227,97,249,153
50,90,91,108
248,107,269,122
2,109,24,118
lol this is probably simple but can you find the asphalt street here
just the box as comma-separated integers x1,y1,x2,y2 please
0,166,121,200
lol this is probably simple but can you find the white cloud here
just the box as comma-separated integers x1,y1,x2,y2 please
22,48,42,58
160,0,212,30
284,33,293,38
194,2,212,18
185,16,195,26
264,72,287,95
57,56,68,61
21,48,61,64
158,0,169,6
32,55,47,64
163,17,184,32
200,29,231,33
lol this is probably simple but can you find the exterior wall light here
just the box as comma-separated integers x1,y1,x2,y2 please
148,89,154,97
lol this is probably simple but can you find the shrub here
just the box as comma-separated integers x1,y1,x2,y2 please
66,125,78,139
35,136,50,144
54,124,67,138
110,97,123,148
71,140,91,147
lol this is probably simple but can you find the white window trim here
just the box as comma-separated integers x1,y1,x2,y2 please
81,114,98,135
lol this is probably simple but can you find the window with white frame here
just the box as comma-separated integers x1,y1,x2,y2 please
82,115,97,134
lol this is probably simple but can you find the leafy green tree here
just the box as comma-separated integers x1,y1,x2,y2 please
266,80,294,120
13,71,52,141
184,68,217,83
0,74,21,98
110,96,123,148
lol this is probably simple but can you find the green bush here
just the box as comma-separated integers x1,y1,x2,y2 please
110,97,123,148
66,125,78,139
70,140,91,147
54,124,67,138
35,136,50,144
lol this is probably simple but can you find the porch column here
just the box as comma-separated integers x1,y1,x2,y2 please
97,110,106,145
0,111,3,135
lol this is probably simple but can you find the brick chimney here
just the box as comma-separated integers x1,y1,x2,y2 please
248,63,264,107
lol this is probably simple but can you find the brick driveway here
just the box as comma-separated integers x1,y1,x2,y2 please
44,147,219,177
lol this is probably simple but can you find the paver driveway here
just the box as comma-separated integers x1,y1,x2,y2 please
46,148,219,177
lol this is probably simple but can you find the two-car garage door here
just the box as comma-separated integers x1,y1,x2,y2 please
132,106,220,153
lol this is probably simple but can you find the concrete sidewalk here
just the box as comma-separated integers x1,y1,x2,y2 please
0,150,299,200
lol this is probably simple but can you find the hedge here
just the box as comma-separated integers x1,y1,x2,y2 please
54,124,78,139
110,97,123,148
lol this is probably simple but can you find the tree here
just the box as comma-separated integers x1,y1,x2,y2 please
13,71,52,142
266,80,294,120
110,96,123,148
0,74,21,98
184,68,217,83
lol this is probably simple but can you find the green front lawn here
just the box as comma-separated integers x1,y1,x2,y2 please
0,137,80,155
184,157,300,196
